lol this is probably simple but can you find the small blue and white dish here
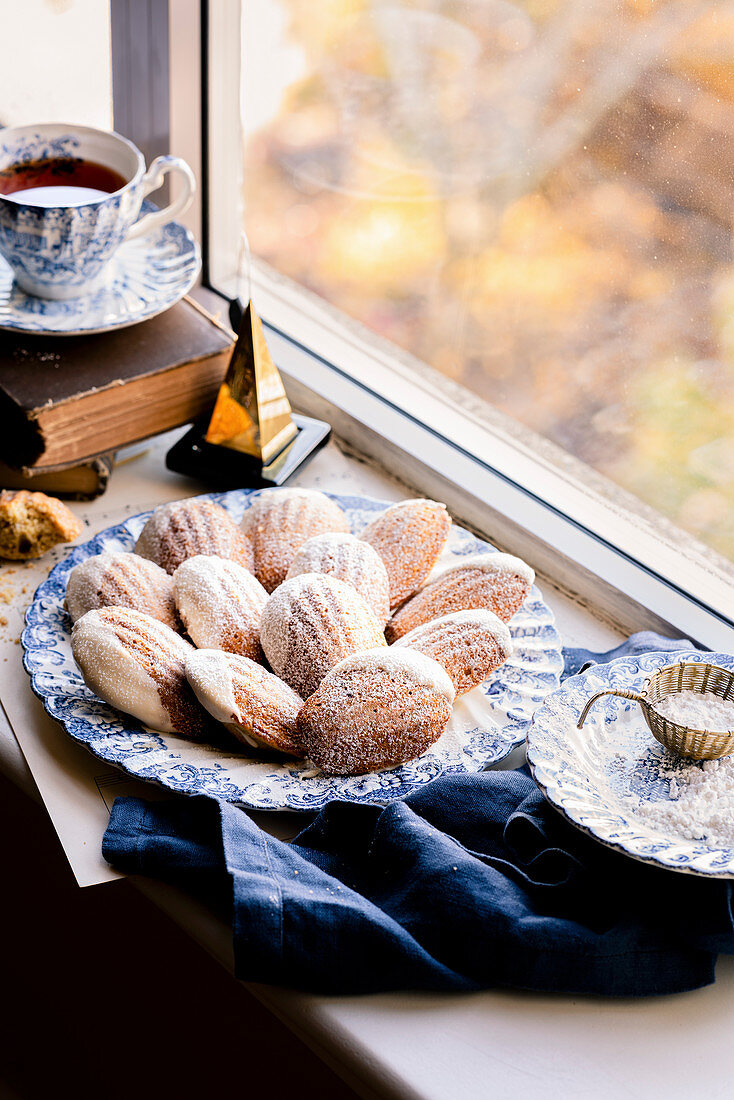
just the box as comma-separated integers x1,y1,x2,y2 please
0,200,200,335
528,650,734,877
22,490,563,811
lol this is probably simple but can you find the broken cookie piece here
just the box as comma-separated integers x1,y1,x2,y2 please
0,489,82,560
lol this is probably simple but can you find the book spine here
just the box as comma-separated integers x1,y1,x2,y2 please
0,391,45,467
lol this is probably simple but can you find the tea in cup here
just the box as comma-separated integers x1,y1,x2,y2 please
0,123,195,299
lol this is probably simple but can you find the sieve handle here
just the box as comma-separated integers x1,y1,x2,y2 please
577,688,646,729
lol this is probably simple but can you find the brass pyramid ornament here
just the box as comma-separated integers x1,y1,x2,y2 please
165,295,331,488
166,230,330,487
204,299,299,466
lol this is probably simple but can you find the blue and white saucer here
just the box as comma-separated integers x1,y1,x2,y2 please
0,201,200,335
22,490,563,811
528,650,734,877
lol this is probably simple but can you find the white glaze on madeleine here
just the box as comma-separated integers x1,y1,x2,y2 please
186,649,305,756
387,552,534,641
173,554,267,660
71,607,211,738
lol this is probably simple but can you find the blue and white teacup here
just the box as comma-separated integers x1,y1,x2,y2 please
0,122,195,300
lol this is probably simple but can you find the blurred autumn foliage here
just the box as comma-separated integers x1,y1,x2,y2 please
243,0,734,558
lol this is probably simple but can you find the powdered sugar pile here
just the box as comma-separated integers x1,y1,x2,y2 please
655,690,734,732
635,755,734,846
585,694,734,849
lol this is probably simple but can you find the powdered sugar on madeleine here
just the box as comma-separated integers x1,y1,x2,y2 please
173,554,267,661
386,552,534,641
241,487,350,592
285,531,390,625
359,498,451,609
328,647,455,703
297,647,454,775
135,498,254,575
431,552,534,587
66,550,178,629
392,609,512,696
260,573,387,698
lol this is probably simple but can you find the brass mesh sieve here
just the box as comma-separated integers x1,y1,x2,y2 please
577,661,734,761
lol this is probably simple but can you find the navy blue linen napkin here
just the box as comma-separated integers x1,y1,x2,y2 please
103,632,734,998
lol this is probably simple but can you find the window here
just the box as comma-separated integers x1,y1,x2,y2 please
208,0,734,571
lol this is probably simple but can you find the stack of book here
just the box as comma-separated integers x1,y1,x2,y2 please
0,297,234,498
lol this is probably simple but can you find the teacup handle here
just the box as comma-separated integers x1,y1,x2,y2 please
125,155,196,241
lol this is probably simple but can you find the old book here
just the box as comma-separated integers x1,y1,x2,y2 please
0,453,114,500
0,296,234,470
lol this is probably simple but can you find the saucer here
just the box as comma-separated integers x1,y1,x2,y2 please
0,201,201,336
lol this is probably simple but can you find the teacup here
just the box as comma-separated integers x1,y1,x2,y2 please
0,122,195,300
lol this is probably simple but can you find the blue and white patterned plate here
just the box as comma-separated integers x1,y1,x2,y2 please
528,650,734,877
0,201,200,335
22,489,563,811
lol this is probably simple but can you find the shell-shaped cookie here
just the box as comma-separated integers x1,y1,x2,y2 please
71,607,214,739
297,648,455,775
241,488,350,593
173,555,267,662
186,649,305,757
386,553,534,642
359,498,451,609
285,532,390,626
392,609,512,696
135,498,254,576
65,550,178,630
259,573,387,699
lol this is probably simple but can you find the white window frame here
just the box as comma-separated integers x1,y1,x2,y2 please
164,0,734,649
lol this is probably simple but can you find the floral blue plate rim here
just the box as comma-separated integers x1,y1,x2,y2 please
22,488,563,811
528,650,734,878
0,200,200,336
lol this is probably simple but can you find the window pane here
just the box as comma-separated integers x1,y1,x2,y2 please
0,0,111,130
242,1,734,561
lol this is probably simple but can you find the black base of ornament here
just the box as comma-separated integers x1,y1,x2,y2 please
165,414,331,489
